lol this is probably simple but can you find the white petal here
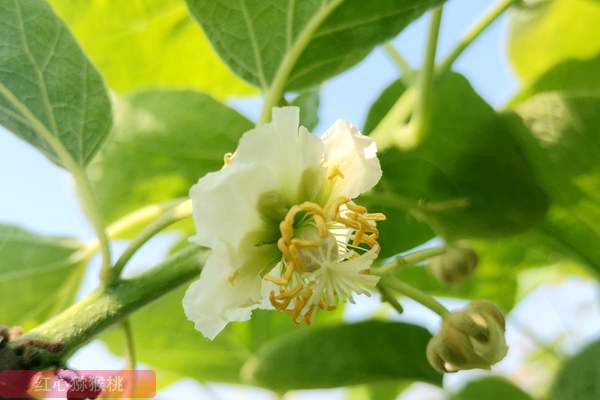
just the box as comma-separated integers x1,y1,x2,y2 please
322,120,382,200
190,162,275,250
183,243,274,339
234,107,325,202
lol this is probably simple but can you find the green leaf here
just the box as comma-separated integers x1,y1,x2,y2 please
291,88,320,131
48,0,255,97
512,55,600,103
88,90,253,223
186,0,443,90
348,382,409,400
0,0,112,168
512,92,600,274
551,339,600,400
451,377,532,400
363,79,407,134
0,224,86,329
242,320,441,391
364,74,548,257
508,0,600,83
102,284,343,386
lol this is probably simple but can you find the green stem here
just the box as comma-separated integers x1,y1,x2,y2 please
372,246,446,276
383,43,414,82
121,319,137,370
109,199,193,283
12,245,206,366
71,167,113,287
377,283,404,314
258,0,344,124
411,6,443,143
383,276,449,317
75,198,186,261
369,87,417,150
437,0,517,74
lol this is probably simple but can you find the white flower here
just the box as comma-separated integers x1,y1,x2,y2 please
183,107,384,339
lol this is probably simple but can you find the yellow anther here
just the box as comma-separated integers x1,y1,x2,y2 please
298,202,326,218
223,152,235,166
352,227,365,247
346,202,367,214
313,214,328,238
365,212,387,221
291,238,321,248
264,274,289,286
288,244,305,271
335,216,362,230
328,166,345,181
329,196,349,219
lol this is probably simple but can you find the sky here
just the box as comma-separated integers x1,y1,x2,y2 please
1,0,599,399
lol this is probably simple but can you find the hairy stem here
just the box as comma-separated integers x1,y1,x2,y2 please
383,276,449,317
410,6,443,144
109,199,193,284
11,245,206,367
372,246,446,276
438,0,517,74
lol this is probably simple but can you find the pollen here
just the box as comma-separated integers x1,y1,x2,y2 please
264,196,386,324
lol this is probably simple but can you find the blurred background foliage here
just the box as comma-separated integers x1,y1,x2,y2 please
1,0,599,399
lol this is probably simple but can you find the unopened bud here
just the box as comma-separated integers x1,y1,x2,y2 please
427,301,507,373
428,244,478,284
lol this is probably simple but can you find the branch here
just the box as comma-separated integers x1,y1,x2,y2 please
7,245,206,369
410,6,443,144
437,0,517,75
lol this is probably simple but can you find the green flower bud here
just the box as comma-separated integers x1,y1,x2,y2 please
428,244,478,284
427,301,508,373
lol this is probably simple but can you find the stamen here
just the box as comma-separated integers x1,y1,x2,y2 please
328,166,345,181
223,152,235,167
266,195,386,324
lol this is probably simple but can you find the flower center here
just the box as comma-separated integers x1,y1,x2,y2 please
264,196,385,324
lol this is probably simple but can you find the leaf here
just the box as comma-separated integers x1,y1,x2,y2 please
550,339,600,400
242,320,441,391
102,285,343,386
0,224,86,329
88,90,253,223
0,0,112,168
186,0,444,90
363,74,548,257
291,88,320,131
48,0,254,97
508,0,600,83
512,55,600,103
451,377,532,400
363,79,407,134
512,92,600,274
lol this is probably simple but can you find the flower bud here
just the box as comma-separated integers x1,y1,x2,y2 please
428,244,478,284
427,301,508,373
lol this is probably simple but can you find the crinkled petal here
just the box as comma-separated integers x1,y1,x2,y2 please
190,162,275,249
322,120,382,200
183,243,272,339
234,107,325,202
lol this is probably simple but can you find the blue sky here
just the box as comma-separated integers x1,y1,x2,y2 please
1,1,598,399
